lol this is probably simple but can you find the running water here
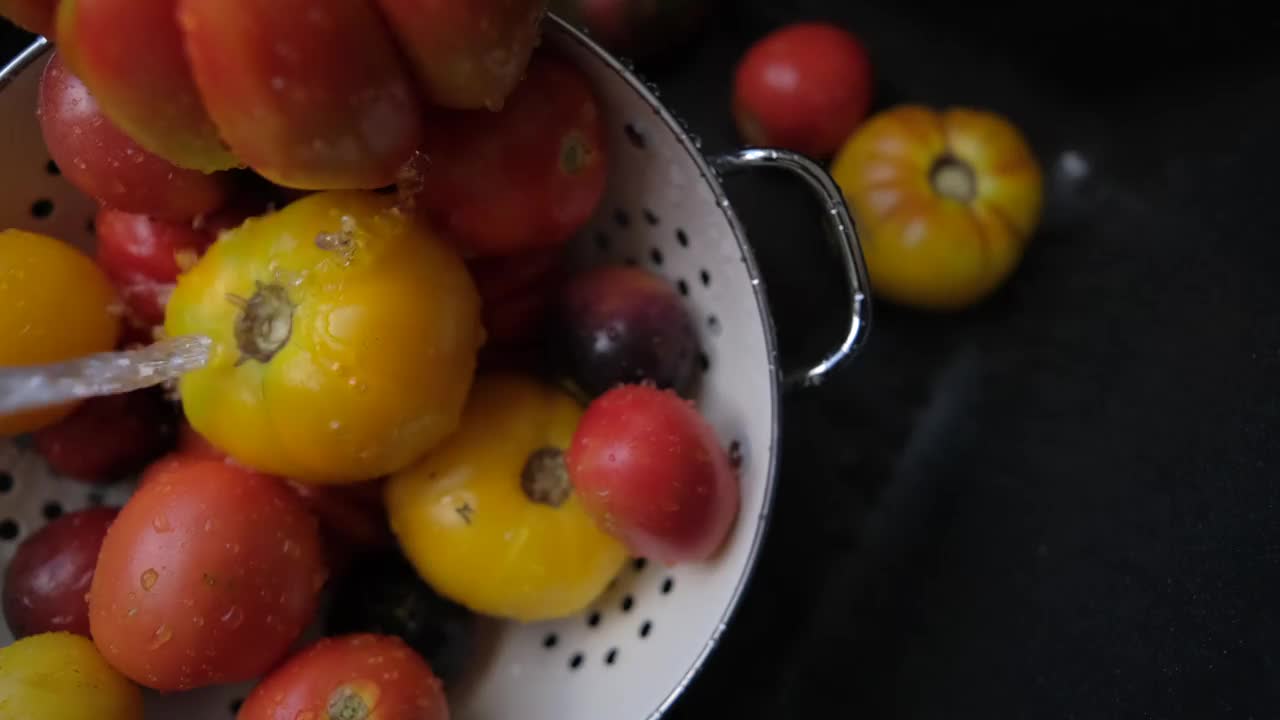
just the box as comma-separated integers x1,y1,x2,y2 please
0,335,212,416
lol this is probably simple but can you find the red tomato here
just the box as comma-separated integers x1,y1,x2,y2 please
37,53,231,221
95,208,216,329
567,384,739,565
411,52,608,258
175,420,227,461
31,389,177,484
733,23,874,159
238,634,449,720
88,457,326,691
468,248,566,348
2,507,119,640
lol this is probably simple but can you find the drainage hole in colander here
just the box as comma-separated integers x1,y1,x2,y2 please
697,352,710,373
228,698,243,715
30,198,54,220
86,491,106,507
587,611,601,628
639,620,653,638
569,652,584,670
0,471,13,494
621,595,635,613
45,159,60,176
633,557,648,572
594,231,610,251
624,123,647,149
642,208,659,226
42,501,63,521
700,269,712,287
661,577,675,595
605,648,619,666
543,633,559,649
613,209,630,228
676,229,690,248
729,440,745,471
650,248,664,266
707,315,721,336
0,519,19,541
677,279,689,297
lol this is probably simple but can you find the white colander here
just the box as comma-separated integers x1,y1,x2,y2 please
0,15,871,720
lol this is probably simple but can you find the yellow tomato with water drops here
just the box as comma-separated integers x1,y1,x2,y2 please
164,190,484,484
0,229,120,436
386,373,628,623
0,632,143,720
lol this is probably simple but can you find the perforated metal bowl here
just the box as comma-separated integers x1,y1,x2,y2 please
0,15,870,720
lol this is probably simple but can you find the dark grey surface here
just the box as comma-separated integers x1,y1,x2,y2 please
4,2,1279,717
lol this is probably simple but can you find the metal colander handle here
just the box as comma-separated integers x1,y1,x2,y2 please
712,148,873,389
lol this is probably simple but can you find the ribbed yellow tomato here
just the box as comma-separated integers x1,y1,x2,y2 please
386,373,628,622
165,191,483,484
0,229,120,436
831,105,1043,311
0,632,143,720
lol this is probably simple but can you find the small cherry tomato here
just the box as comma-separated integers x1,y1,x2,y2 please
0,229,121,436
386,373,627,622
238,634,449,720
3,507,119,640
32,389,178,484
0,632,143,720
411,52,608,258
95,207,216,329
326,551,477,687
165,191,483,484
567,384,739,565
89,456,326,691
733,22,874,159
831,105,1044,311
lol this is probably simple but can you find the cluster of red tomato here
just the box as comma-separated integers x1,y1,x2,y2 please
0,3,743,719
732,22,1046,312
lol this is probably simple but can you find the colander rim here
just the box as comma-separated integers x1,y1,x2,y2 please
0,20,784,719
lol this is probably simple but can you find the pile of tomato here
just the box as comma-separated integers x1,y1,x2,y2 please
0,3,743,719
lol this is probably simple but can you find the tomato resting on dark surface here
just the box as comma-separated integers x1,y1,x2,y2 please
3,507,119,640
567,384,740,565
237,634,450,720
88,456,327,691
411,51,608,258
733,22,874,159
558,265,700,398
326,550,478,687
37,52,232,221
31,388,178,484
95,207,216,329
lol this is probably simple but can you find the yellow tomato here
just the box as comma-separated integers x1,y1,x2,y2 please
165,191,483,484
831,105,1043,311
0,229,120,436
0,632,143,720
386,373,628,622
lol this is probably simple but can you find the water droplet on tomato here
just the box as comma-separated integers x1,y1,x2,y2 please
221,605,245,629
140,569,159,591
150,624,173,649
152,514,172,533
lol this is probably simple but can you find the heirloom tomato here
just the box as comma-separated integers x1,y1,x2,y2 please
386,373,627,622
165,191,483,484
0,229,120,436
0,633,143,720
831,105,1044,311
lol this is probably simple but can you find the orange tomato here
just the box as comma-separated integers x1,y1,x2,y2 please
831,105,1043,311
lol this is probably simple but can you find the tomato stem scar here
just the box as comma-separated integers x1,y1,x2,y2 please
930,154,978,204
521,448,572,508
327,685,370,720
233,282,294,364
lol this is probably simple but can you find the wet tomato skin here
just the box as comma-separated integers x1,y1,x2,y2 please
238,634,449,720
95,208,216,329
3,507,119,640
32,389,178,484
567,384,740,565
88,456,326,691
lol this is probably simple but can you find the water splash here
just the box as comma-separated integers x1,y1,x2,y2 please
0,335,211,416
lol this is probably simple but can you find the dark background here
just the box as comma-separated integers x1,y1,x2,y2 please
5,2,1280,717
